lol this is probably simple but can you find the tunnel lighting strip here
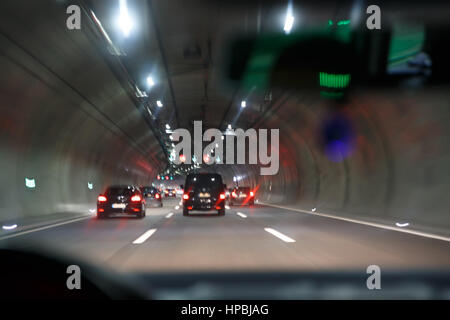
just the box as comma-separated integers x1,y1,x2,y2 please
236,212,247,219
165,213,174,218
260,202,450,242
396,222,410,227
2,224,18,230
132,229,157,244
264,228,296,243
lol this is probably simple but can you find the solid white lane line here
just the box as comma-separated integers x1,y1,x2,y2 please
132,228,157,244
165,212,174,218
236,212,247,218
264,227,296,243
260,202,450,242
0,216,92,241
225,205,230,210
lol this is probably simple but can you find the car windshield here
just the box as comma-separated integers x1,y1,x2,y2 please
1,0,450,301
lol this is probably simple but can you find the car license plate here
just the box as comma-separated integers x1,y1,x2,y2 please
240,194,247,198
112,203,126,209
199,193,210,198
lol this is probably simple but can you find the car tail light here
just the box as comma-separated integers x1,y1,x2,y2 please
133,208,140,212
98,208,104,212
216,206,221,210
219,193,226,200
232,192,237,198
250,191,254,197
165,190,168,194
183,194,189,200
155,193,160,199
98,195,107,202
131,194,142,202
187,206,193,210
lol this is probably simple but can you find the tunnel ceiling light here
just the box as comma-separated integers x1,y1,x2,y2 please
87,182,93,190
283,5,295,34
118,0,133,37
156,100,163,107
241,100,247,108
147,76,155,87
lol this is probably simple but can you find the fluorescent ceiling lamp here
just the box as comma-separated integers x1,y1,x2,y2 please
284,4,295,34
156,100,163,107
241,100,246,108
165,124,171,129
147,76,155,87
118,0,133,37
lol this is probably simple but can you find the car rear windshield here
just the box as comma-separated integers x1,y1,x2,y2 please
142,187,157,194
185,174,223,193
105,187,135,197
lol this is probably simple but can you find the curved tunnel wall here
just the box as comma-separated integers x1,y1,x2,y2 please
216,87,450,235
0,2,164,223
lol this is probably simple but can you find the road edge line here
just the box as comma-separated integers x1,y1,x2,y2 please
0,215,92,241
259,202,450,242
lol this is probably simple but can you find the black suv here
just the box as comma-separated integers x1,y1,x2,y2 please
97,185,145,219
182,173,226,216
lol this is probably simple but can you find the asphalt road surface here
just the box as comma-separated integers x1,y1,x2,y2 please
2,198,450,273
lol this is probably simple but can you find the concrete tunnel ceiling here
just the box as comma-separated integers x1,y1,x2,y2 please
0,0,450,237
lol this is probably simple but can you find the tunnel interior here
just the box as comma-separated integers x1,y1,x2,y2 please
1,0,450,238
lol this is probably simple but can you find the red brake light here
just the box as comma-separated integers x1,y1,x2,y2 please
131,194,142,202
219,193,226,200
155,193,160,199
183,194,189,200
98,195,107,202
250,191,254,197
